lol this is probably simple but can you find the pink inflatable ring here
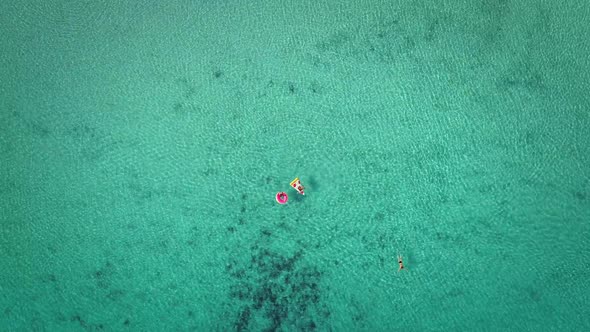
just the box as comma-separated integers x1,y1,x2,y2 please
276,192,288,204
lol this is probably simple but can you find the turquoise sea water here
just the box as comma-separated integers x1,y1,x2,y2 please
1,0,589,331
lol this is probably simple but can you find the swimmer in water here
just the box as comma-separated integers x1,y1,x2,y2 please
398,255,404,271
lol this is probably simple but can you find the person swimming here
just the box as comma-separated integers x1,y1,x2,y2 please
398,255,405,271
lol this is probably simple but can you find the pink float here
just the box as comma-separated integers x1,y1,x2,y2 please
276,192,288,204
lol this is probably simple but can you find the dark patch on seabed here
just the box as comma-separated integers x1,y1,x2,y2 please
573,191,585,201
68,313,105,331
92,261,115,289
225,239,330,331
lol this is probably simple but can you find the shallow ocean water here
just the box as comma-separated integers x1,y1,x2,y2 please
1,0,589,331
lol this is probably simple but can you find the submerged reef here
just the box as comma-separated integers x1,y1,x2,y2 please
226,243,329,331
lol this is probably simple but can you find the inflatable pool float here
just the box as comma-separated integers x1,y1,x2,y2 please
290,177,305,195
276,192,288,204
